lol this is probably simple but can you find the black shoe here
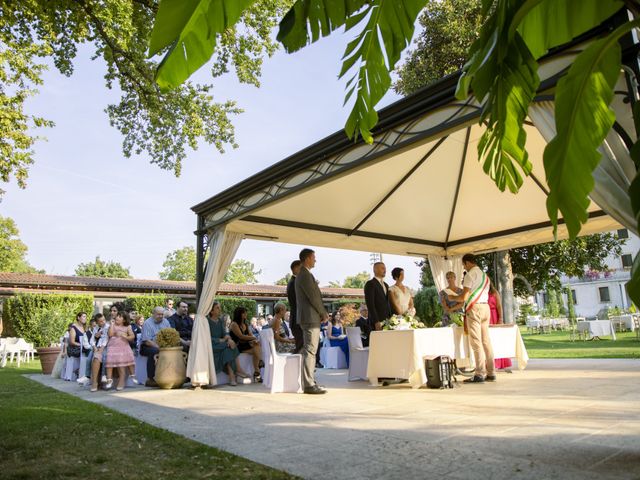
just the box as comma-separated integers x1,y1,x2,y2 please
485,375,496,382
258,360,265,369
463,375,485,384
145,379,158,387
315,363,324,368
303,386,327,394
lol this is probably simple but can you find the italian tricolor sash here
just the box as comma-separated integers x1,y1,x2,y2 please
465,271,489,313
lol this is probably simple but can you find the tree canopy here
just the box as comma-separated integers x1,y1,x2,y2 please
223,259,261,284
274,273,292,286
0,0,291,194
75,256,131,278
0,216,41,273
159,246,196,281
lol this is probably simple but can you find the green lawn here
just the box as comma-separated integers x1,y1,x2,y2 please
520,327,640,359
0,362,296,480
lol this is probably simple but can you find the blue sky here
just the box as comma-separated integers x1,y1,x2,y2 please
3,28,423,288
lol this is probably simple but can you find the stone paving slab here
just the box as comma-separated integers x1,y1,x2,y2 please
29,359,640,480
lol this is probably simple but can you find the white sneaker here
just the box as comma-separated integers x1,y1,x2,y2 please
105,378,113,390
76,376,89,385
101,375,107,383
129,375,139,385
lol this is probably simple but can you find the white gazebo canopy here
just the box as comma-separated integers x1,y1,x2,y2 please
186,30,637,386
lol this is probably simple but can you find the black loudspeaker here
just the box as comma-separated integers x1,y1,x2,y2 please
425,355,455,389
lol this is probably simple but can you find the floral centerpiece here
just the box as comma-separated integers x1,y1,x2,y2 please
448,312,464,327
382,314,425,331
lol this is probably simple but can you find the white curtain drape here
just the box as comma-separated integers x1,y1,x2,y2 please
187,226,243,387
427,255,464,293
529,101,638,235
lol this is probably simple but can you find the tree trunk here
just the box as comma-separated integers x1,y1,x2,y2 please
496,250,515,324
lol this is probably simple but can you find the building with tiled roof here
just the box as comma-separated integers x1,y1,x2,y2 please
0,272,364,316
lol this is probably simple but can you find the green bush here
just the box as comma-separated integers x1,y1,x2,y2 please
518,303,537,325
3,293,94,346
123,294,183,319
215,297,257,318
413,287,443,327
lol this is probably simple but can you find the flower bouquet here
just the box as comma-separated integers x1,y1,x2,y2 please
382,314,425,331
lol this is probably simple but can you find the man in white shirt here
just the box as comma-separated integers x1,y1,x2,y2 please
451,253,495,383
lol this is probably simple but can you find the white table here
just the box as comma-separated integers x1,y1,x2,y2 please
610,315,635,332
367,325,528,389
577,320,617,340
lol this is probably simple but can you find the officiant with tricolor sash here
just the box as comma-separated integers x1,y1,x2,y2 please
450,253,496,384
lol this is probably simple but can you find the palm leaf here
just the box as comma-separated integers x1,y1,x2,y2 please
544,35,621,238
278,0,426,143
151,0,256,91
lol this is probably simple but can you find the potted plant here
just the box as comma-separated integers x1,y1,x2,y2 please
154,328,187,389
34,307,67,375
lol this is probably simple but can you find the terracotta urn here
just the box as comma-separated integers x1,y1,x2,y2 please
37,346,61,375
154,347,187,389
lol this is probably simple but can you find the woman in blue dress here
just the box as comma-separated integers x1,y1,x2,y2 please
328,311,349,367
207,301,247,386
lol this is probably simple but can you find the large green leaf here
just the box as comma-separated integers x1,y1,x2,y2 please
152,0,256,91
278,0,426,143
149,0,201,57
513,0,624,59
457,0,539,192
477,34,539,192
544,35,621,238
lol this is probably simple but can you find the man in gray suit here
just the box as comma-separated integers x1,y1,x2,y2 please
294,248,328,394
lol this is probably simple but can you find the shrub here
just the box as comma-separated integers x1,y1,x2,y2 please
123,294,182,318
413,287,443,327
156,328,181,348
3,293,94,346
214,297,257,318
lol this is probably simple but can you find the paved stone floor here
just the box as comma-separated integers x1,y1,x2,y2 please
30,359,640,480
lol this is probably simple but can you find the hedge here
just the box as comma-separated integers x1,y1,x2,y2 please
216,297,257,319
3,293,94,347
123,294,183,319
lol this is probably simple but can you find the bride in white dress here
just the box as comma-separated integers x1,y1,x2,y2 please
389,267,415,316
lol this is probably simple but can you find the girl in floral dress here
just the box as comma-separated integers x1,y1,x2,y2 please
105,312,136,391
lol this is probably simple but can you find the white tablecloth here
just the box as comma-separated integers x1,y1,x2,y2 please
577,320,617,340
367,325,528,388
610,315,635,332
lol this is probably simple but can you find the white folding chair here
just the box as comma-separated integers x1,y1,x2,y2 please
346,327,369,381
260,328,302,393
320,334,347,369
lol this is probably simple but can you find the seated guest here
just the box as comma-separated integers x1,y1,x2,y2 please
163,298,175,319
249,317,261,339
439,271,464,326
258,317,268,329
167,301,193,350
89,314,109,392
283,311,294,339
140,307,171,387
328,311,349,367
229,307,262,382
266,314,274,327
207,302,249,386
272,303,296,354
355,305,371,347
105,311,136,391
316,315,331,368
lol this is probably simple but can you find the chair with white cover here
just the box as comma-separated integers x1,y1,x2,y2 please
62,355,80,381
346,327,369,381
319,334,347,369
260,328,274,388
260,328,302,393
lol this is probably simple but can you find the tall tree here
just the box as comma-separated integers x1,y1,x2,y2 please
0,0,291,193
75,256,131,278
274,273,292,286
341,271,370,289
395,0,484,95
223,259,261,284
0,216,41,273
159,246,196,281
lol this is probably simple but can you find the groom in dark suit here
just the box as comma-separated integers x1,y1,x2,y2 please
364,262,391,332
295,248,328,394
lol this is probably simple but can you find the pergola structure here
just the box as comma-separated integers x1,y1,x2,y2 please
187,23,638,386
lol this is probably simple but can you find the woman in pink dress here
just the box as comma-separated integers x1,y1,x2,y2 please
488,283,512,370
105,311,136,390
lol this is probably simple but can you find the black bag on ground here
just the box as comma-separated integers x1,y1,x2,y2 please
425,355,455,389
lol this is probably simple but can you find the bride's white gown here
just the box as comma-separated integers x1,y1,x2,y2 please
389,284,413,315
